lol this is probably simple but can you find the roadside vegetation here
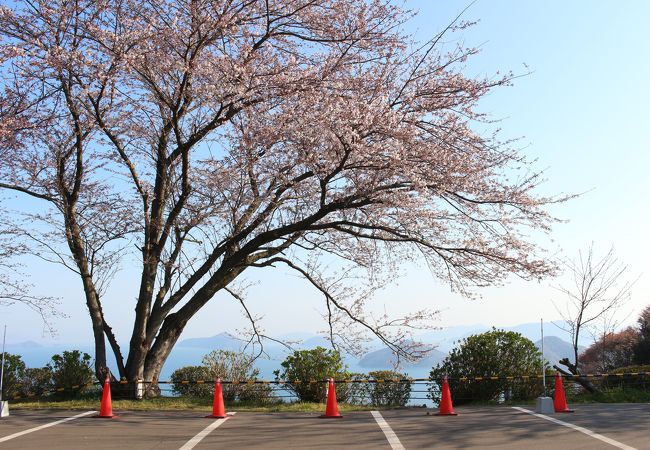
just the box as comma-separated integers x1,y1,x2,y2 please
9,397,378,413
5,304,650,409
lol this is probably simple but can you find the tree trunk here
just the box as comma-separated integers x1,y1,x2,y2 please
125,264,158,381
555,358,598,394
142,315,188,383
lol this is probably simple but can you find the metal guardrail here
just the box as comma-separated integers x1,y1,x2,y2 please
5,371,650,401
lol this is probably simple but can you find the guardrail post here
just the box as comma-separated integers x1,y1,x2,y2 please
135,379,144,400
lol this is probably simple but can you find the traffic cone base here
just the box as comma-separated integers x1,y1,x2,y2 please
207,378,227,419
320,378,342,418
553,372,574,413
435,411,458,416
435,376,458,416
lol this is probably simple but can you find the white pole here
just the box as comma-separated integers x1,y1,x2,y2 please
534,318,553,413
541,318,546,393
0,325,6,401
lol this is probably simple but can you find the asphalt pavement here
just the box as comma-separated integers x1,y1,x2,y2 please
0,404,647,449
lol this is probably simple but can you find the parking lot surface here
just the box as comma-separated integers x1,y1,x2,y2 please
0,404,647,449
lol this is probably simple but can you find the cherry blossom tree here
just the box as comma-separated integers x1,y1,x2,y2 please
0,214,61,333
0,0,562,385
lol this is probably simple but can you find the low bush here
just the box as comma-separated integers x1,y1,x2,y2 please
170,365,213,397
366,370,411,407
21,367,54,396
276,347,349,403
202,350,273,403
429,329,544,405
47,350,94,396
171,351,273,403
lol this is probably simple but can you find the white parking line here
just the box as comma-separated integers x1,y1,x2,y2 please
371,411,405,450
0,410,96,443
512,407,637,450
178,412,236,450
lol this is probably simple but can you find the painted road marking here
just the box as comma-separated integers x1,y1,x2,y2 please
178,412,236,450
371,411,405,450
512,407,637,450
0,410,96,443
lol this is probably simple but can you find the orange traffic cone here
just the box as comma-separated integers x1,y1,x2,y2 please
553,372,574,413
206,378,227,418
96,374,114,418
320,378,342,418
436,376,458,416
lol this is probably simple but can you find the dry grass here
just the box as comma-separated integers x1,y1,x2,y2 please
9,397,378,413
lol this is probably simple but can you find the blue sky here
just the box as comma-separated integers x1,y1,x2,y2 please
3,0,649,347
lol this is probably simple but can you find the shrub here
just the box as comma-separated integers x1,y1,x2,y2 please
21,367,54,397
367,370,411,407
170,365,213,397
276,347,349,403
612,364,650,373
171,351,273,403
201,350,272,403
596,364,650,391
0,353,26,399
429,329,544,405
47,350,94,396
337,372,368,405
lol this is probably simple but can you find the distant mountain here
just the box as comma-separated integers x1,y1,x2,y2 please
3,343,94,369
7,322,587,382
415,324,489,352
535,336,585,368
415,320,588,353
8,340,43,349
358,345,446,370
177,332,243,350
301,336,332,349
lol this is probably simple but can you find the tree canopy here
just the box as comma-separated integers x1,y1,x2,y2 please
0,0,561,384
633,305,650,365
579,327,637,373
429,329,544,404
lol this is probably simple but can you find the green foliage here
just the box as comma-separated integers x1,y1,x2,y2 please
21,367,54,396
335,372,366,405
612,364,650,373
343,371,411,406
2,351,92,399
276,347,349,403
47,350,94,395
10,396,376,412
429,329,544,405
366,370,411,407
171,351,273,403
567,386,650,403
633,306,650,364
170,365,213,397
590,364,650,391
201,350,272,403
1,353,26,399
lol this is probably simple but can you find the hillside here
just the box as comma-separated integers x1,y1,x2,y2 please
358,346,446,370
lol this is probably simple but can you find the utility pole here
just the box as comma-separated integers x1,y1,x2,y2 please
534,318,553,414
541,318,546,394
0,325,8,418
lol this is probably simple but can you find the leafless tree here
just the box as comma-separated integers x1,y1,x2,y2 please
553,245,636,389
